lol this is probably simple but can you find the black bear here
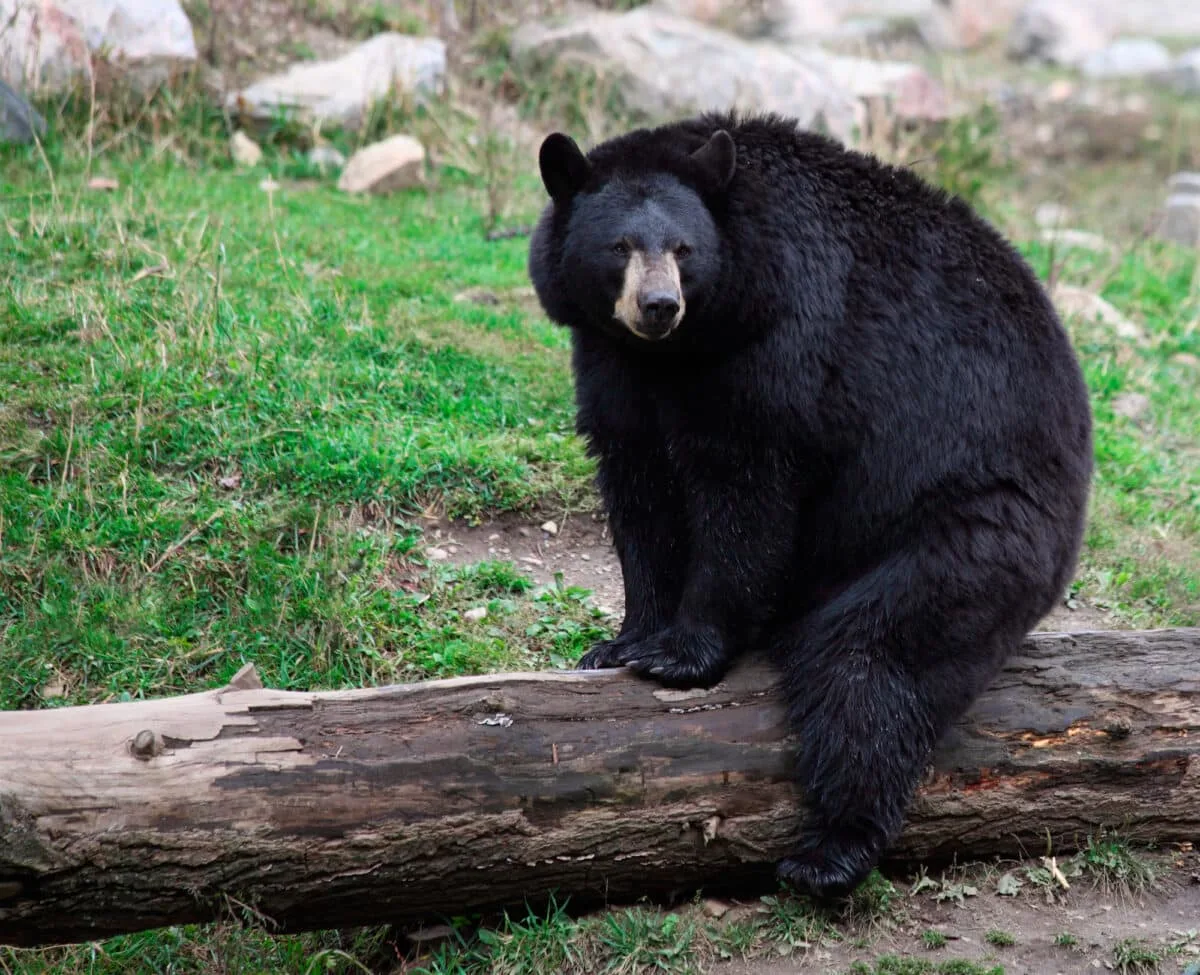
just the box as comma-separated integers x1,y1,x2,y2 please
527,110,1093,899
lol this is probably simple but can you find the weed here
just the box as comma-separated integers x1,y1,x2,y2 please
1112,937,1165,974
595,909,698,974
1054,932,1080,948
1071,832,1159,895
759,892,838,956
848,958,1004,974
923,930,949,950
845,870,901,925
984,929,1016,947
476,896,585,975
709,918,760,962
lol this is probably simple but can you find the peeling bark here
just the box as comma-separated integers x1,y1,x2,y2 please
1,628,1198,947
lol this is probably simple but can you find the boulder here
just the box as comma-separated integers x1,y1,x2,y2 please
825,55,951,121
0,0,196,91
1,77,46,143
227,33,446,129
650,0,840,39
510,7,859,141
1158,174,1200,249
1006,0,1109,67
337,134,425,195
918,0,1025,51
1080,38,1172,79
1164,47,1200,93
1168,172,1200,196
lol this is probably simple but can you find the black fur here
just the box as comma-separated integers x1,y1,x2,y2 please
527,111,1094,900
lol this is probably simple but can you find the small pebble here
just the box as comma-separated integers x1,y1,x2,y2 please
541,520,559,535
464,607,488,621
426,547,449,561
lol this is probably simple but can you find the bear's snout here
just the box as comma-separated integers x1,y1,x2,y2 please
614,251,685,340
638,291,681,337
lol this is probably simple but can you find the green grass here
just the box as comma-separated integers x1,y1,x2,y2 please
1,70,1198,975
1071,831,1161,895
0,118,606,712
1112,937,1166,974
847,958,1004,975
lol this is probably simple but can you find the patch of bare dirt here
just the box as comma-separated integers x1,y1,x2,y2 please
711,858,1200,974
422,512,1125,634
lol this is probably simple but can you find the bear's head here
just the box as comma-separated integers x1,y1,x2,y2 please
528,128,736,343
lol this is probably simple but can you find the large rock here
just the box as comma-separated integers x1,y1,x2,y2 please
1158,173,1200,249
1006,0,1110,67
0,0,196,91
1165,47,1200,93
652,0,839,38
919,0,1025,51
1,77,45,143
511,7,859,141
227,33,446,129
1080,38,1172,79
337,134,425,194
825,55,951,120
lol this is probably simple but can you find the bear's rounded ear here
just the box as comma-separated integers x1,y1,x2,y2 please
539,132,591,203
691,129,737,191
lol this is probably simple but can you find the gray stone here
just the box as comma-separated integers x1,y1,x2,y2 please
0,0,197,91
1039,228,1112,255
0,78,45,144
230,130,262,166
1164,47,1200,93
1034,201,1070,228
337,134,426,195
228,33,446,129
918,0,1025,51
1006,0,1109,66
1081,38,1171,78
510,7,860,142
1112,392,1150,421
1052,284,1144,341
1168,172,1200,196
308,145,346,170
1159,194,1200,248
825,54,951,120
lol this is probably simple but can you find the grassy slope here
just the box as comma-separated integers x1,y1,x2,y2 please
0,105,1197,974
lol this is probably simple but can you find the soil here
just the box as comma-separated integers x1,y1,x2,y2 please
710,860,1200,973
419,511,1122,634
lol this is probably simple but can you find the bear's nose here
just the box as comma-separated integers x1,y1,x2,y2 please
638,292,680,329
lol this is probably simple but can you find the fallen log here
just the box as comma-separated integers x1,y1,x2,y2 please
1,627,1198,947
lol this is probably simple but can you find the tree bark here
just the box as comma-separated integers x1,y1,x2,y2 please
1,628,1198,947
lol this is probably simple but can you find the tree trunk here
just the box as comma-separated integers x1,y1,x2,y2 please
1,628,1198,947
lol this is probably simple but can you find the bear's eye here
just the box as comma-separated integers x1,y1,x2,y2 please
675,244,692,259
611,241,630,258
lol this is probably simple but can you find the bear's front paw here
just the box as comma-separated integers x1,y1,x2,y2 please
619,624,729,689
576,635,639,671
776,827,885,902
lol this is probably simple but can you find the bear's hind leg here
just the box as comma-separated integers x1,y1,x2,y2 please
774,511,1069,899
